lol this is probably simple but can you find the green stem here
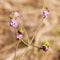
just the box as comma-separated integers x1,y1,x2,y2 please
21,39,29,46
20,19,30,44
14,40,20,60
21,39,42,49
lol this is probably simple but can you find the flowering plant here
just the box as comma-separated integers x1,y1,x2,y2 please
9,5,50,59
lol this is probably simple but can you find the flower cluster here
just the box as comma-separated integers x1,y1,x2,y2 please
12,11,20,19
16,28,24,40
8,8,50,52
9,18,18,28
43,7,49,18
40,6,50,51
9,10,24,40
9,11,20,28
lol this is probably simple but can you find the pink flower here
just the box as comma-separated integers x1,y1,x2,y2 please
12,12,20,18
43,10,49,18
16,33,23,40
9,18,18,28
42,46,49,52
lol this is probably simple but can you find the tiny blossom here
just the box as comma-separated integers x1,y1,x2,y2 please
42,41,49,51
43,10,49,18
16,33,23,40
9,18,18,28
12,11,20,18
42,46,49,51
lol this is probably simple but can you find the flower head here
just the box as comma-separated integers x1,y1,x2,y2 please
42,46,49,51
16,33,23,40
9,18,18,28
43,10,49,18
12,11,20,18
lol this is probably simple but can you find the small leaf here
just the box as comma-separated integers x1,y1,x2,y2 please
43,41,49,47
45,5,48,9
18,28,24,34
9,14,13,19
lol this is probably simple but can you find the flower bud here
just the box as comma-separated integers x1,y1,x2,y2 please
18,28,24,34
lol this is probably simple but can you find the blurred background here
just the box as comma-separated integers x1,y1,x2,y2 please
0,0,60,60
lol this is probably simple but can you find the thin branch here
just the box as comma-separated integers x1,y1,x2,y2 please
19,19,30,44
14,40,20,60
21,39,29,46
29,17,44,45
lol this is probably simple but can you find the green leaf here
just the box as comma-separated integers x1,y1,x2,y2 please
18,28,24,34
9,14,13,19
